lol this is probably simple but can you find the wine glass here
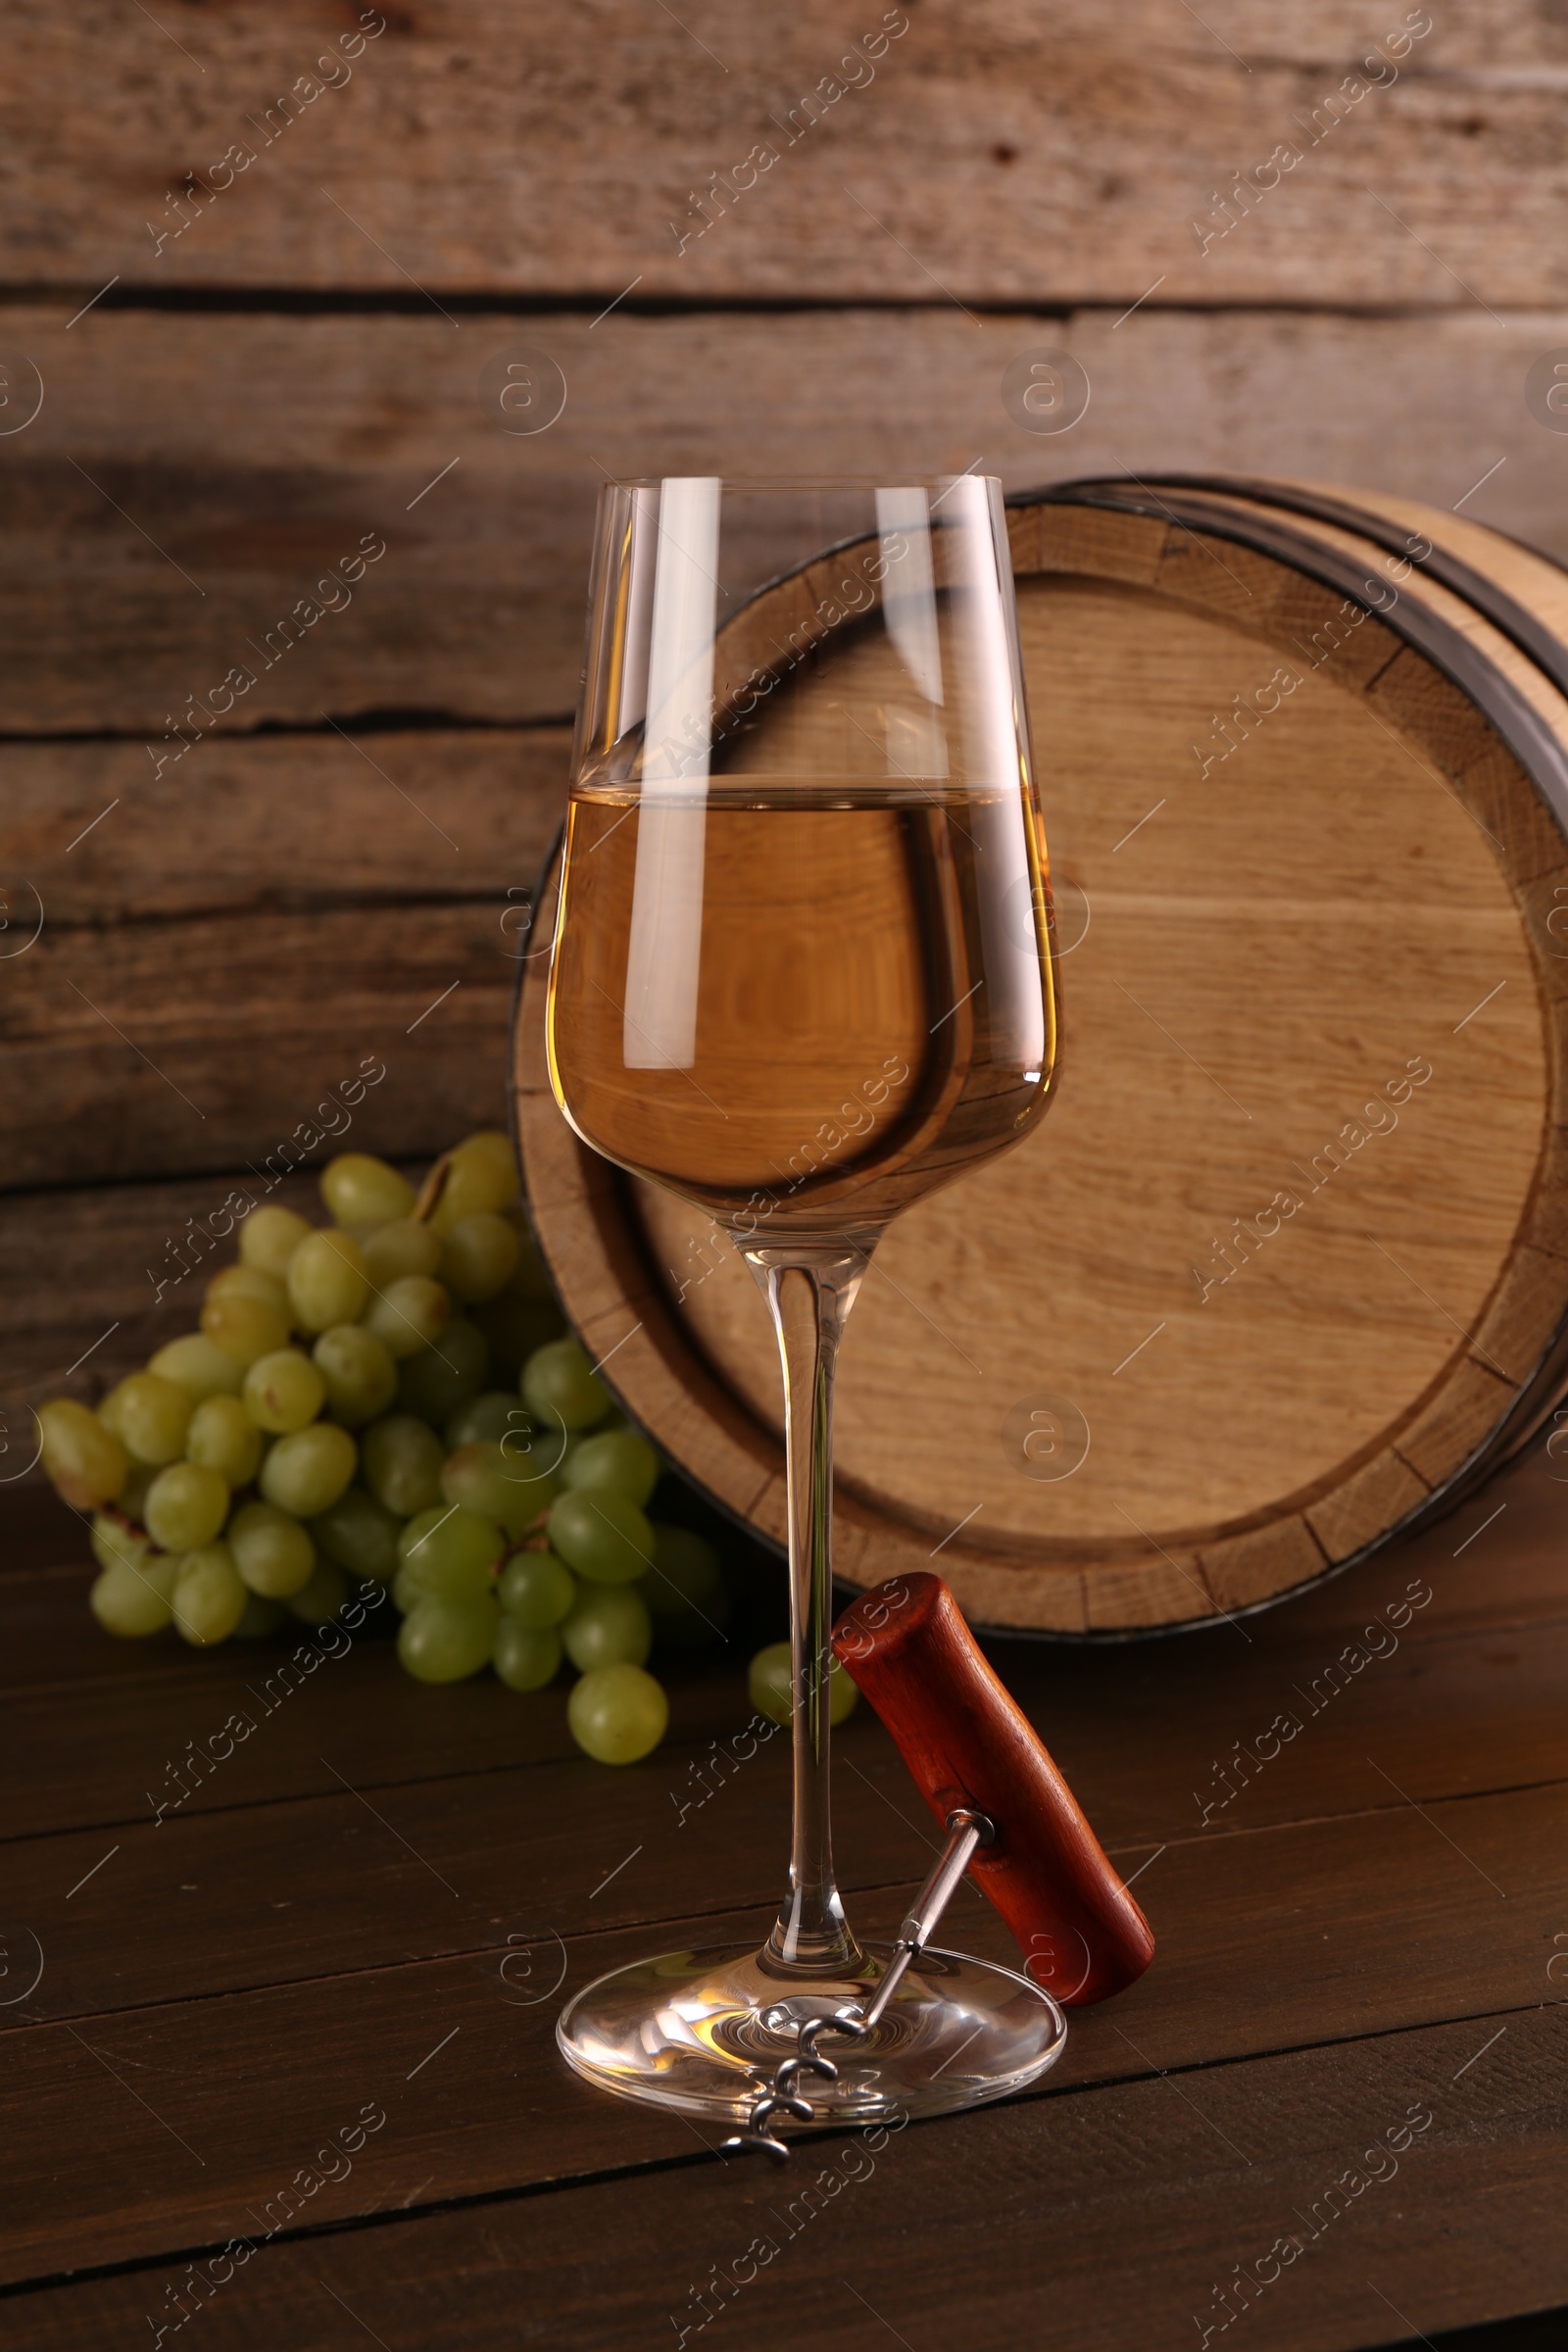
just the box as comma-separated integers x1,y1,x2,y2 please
541,474,1062,2127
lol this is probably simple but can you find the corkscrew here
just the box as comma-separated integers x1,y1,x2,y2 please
718,1805,1025,2159
716,1572,1155,2160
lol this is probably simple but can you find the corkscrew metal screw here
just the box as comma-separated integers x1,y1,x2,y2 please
718,1807,1054,2160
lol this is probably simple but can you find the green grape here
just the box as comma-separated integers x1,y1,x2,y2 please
99,1371,192,1468
396,1505,453,1574
503,1421,567,1486
564,1428,661,1510
548,1489,652,1586
233,1591,287,1639
207,1262,290,1316
396,1317,488,1425
149,1333,245,1401
494,1618,562,1691
439,1212,519,1304
397,1503,504,1603
522,1338,610,1433
202,1291,291,1366
748,1641,858,1730
363,1274,450,1359
391,1562,424,1615
503,1210,557,1303
119,1458,157,1523
497,1548,575,1629
642,1524,730,1648
90,1508,158,1575
243,1348,326,1434
286,1558,348,1624
749,1642,796,1729
180,1394,256,1485
172,1542,249,1646
361,1217,443,1288
260,1421,357,1517
459,1127,519,1189
643,1524,721,1615
470,1290,565,1381
361,1414,445,1516
429,1138,515,1234
567,1662,668,1764
145,1460,230,1551
239,1203,314,1278
655,1583,732,1651
320,1152,416,1227
228,1498,316,1596
562,1582,652,1672
185,1395,263,1488
38,1397,128,1508
445,1390,536,1452
441,1440,554,1539
287,1229,370,1334
312,1486,402,1581
90,1549,182,1638
398,1596,498,1683
494,1418,576,1482
313,1322,398,1427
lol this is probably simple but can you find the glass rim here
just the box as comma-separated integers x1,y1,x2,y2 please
590,471,1004,495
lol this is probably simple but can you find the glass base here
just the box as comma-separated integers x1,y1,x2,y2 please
557,1939,1067,2129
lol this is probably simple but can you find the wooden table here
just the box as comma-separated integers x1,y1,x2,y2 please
4,1437,1565,2351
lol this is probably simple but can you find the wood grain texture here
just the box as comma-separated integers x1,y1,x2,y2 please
6,1583,1562,2026
0,1170,328,1414
0,724,563,1197
3,3,1561,305
0,1589,770,1844
0,1709,925,2024
2,2006,1562,2350
1,726,568,921
0,726,566,1376
0,900,514,1191
3,1440,1565,2336
1,1542,1565,2286
517,483,1568,1631
1,1778,1561,2293
5,307,1568,732
0,1660,1563,2319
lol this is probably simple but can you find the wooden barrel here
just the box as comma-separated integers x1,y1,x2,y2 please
513,476,1568,1636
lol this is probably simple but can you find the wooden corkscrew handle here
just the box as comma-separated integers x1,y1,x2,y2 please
832,1572,1154,2006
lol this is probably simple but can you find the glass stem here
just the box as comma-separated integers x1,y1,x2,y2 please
744,1245,869,1980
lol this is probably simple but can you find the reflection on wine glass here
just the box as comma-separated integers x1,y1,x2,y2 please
538,475,1062,2125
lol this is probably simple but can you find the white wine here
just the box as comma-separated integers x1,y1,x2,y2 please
547,780,1058,1240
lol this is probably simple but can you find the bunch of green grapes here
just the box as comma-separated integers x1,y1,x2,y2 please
34,1131,731,1766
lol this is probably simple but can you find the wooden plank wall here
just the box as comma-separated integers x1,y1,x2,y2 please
1,0,1564,1414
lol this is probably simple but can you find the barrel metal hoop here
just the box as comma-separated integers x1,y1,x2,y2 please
1027,473,1568,709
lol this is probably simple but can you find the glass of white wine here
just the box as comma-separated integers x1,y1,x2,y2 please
543,476,1062,2126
